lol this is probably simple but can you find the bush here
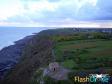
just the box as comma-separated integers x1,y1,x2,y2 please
43,76,56,84
62,60,78,69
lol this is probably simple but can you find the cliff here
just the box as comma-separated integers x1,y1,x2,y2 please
0,28,112,84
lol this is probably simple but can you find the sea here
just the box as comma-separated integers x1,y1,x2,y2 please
0,27,49,50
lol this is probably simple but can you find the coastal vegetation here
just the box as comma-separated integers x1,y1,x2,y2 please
1,28,112,84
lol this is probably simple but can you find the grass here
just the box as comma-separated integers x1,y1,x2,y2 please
54,39,112,70
62,60,78,69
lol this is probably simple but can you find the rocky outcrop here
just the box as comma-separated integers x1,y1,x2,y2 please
0,35,34,79
1,36,54,84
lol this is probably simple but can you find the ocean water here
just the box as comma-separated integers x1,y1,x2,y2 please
0,27,47,50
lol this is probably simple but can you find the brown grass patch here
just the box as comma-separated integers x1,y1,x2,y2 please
93,48,112,56
63,42,97,50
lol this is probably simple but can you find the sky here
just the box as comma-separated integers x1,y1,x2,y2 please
0,0,112,27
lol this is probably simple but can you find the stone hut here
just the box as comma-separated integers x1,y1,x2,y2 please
49,62,60,72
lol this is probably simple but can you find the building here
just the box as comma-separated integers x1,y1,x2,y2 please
49,62,60,72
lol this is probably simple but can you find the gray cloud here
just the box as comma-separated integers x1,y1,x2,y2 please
3,0,112,26
93,0,112,20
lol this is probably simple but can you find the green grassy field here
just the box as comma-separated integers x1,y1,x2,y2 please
30,31,112,84
54,39,112,70
32,39,112,84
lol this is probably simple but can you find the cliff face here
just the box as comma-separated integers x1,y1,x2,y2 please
0,36,34,79
1,35,54,84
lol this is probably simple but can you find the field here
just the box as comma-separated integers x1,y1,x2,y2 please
30,31,112,84
54,39,112,71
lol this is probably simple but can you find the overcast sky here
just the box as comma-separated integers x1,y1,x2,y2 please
0,0,112,27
